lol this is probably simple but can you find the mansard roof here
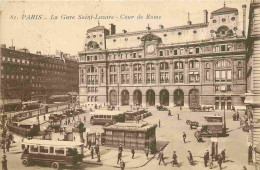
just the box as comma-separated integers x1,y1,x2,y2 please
87,25,108,33
211,6,238,16
141,33,161,41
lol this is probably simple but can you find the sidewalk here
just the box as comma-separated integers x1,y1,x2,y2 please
82,141,169,168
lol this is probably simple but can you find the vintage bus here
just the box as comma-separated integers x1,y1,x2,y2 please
90,110,125,126
21,139,84,169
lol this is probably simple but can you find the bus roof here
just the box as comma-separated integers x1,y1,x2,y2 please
22,139,83,147
90,110,123,116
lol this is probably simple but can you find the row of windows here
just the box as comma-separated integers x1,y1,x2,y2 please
3,57,29,64
87,96,98,102
87,87,98,93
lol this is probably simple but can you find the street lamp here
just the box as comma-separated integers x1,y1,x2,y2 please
223,97,227,133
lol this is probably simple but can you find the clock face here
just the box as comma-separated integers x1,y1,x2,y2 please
146,44,155,54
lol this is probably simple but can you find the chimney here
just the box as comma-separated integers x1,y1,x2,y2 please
203,10,208,23
242,5,247,36
110,23,116,35
187,12,192,25
122,29,127,33
36,51,41,55
1,44,6,48
159,25,164,29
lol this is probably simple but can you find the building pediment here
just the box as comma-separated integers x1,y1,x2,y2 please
141,33,161,42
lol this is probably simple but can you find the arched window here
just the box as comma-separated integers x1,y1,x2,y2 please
146,63,155,84
133,64,142,84
160,62,169,83
215,59,232,83
189,60,200,83
174,61,183,69
189,60,200,69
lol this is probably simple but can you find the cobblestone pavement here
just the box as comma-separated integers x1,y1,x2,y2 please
3,106,255,170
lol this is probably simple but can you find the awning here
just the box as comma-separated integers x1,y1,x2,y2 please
0,99,21,105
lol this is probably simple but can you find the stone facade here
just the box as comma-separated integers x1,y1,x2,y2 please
79,5,247,110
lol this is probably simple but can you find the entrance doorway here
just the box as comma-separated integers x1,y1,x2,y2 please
121,90,129,106
110,90,117,106
189,89,199,108
160,89,169,106
146,89,155,106
174,89,184,106
133,90,142,106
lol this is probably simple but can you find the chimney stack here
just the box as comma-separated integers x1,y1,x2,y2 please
122,29,127,33
187,12,192,25
203,10,208,23
9,46,15,51
36,51,41,55
159,25,164,29
110,23,116,35
242,5,247,36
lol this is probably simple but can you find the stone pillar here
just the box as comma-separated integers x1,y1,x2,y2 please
169,60,174,84
155,91,160,106
169,91,174,107
98,65,101,86
129,91,133,106
129,63,133,85
142,62,146,85
156,62,160,85
117,63,121,85
142,93,146,107
185,59,189,84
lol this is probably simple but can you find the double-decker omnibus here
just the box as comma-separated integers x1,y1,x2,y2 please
21,139,84,169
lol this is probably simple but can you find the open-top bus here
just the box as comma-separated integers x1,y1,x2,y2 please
21,139,84,169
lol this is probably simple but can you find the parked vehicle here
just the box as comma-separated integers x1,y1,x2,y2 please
49,111,65,122
194,115,226,137
156,105,168,111
21,139,83,169
190,105,214,112
90,111,125,126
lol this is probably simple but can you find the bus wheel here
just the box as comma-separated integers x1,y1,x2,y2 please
22,159,29,166
51,162,59,169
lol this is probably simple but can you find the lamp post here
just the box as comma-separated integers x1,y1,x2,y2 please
223,97,227,133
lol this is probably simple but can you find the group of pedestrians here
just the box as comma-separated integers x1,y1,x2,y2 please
203,149,226,169
167,110,180,120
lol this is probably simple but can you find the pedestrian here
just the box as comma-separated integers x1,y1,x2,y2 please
96,144,100,154
91,146,94,159
88,140,92,150
157,150,166,165
188,151,193,164
159,119,161,128
43,114,46,121
177,114,180,120
97,151,101,162
218,155,223,170
180,105,182,110
145,147,149,159
168,110,171,116
249,145,253,164
209,154,214,169
119,144,123,153
172,151,178,167
117,150,122,164
6,142,10,152
120,160,125,170
221,149,226,163
183,132,186,143
84,116,86,122
131,148,135,159
204,150,209,167
237,112,240,120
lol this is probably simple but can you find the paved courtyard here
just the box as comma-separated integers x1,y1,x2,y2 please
3,106,255,170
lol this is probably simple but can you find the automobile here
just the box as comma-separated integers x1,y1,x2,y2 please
90,111,125,126
49,112,65,121
156,105,168,111
64,109,78,117
75,107,84,114
21,139,83,169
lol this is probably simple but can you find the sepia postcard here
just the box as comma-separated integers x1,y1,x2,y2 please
0,0,260,170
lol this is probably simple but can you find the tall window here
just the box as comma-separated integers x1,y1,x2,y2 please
174,61,183,69
146,63,155,84
87,66,98,85
189,60,199,69
80,68,85,84
238,69,243,79
121,64,129,84
160,62,169,83
215,59,232,83
133,64,142,84
110,65,117,84
205,70,210,80
174,61,184,83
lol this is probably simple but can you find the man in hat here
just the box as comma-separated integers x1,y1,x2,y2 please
131,148,135,159
204,150,209,167
221,149,226,163
117,150,122,164
157,150,166,165
188,151,193,164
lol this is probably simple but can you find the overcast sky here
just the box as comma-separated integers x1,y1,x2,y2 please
0,0,250,56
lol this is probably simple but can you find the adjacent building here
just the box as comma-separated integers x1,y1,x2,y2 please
79,4,247,110
244,0,260,166
0,46,79,112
